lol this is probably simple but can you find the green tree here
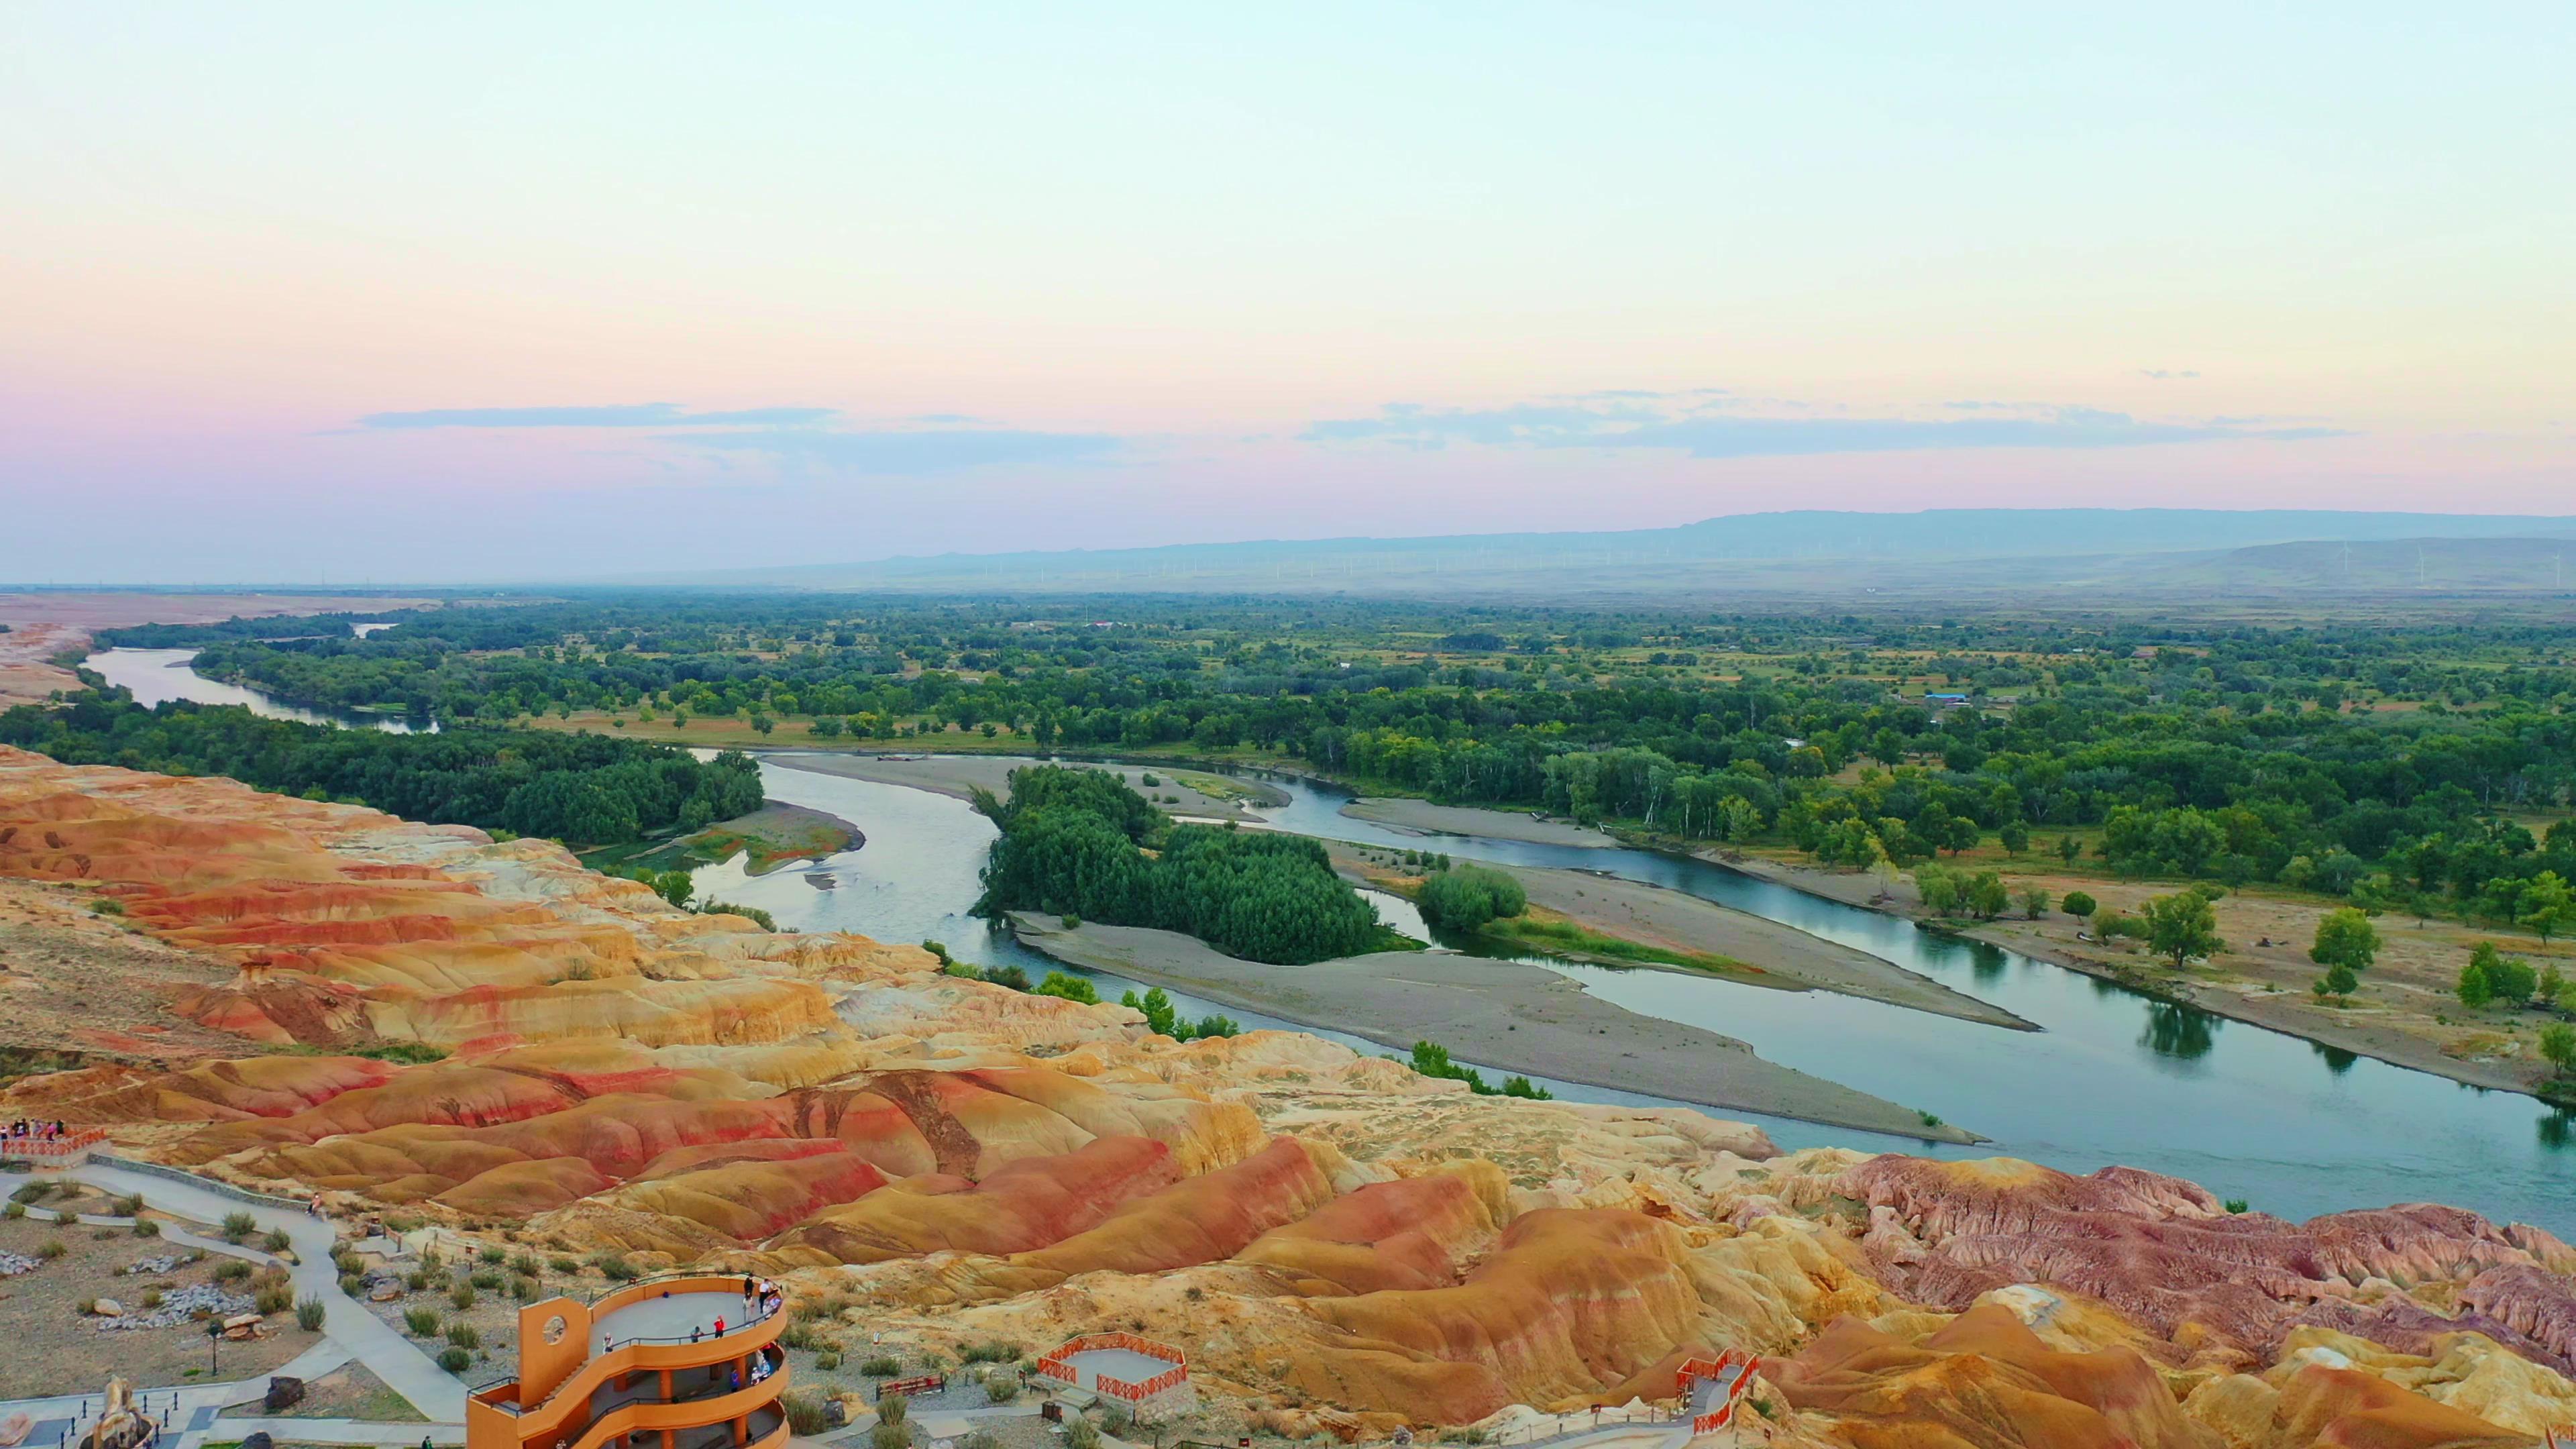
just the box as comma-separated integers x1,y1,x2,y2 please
2057,836,2083,867
2313,963,2359,1000
1998,820,2030,855
2060,890,2097,920
2516,871,2575,943
2457,955,2496,1007
1966,870,2010,920
2143,891,2224,969
651,871,693,910
2308,908,2381,975
1032,971,1099,1004
1914,864,1962,917
2017,885,2050,920
2540,1023,2576,1077
1416,866,1527,933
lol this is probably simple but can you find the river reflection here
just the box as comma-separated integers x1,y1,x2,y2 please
739,755,2576,1231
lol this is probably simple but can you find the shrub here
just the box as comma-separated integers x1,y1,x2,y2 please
405,1307,441,1336
511,1275,537,1301
814,1351,843,1372
215,1259,252,1283
469,1269,502,1290
407,1270,431,1291
438,1347,472,1374
781,1393,833,1438
981,1369,1020,1404
780,1323,819,1351
339,1273,366,1297
113,1193,144,1217
1,1203,19,1219
961,1339,1021,1364
871,1424,908,1449
1063,1418,1099,1449
141,1289,164,1309
9,1181,55,1203
256,1285,291,1315
478,1246,507,1265
550,1256,580,1274
221,1212,257,1242
511,1252,541,1277
861,1356,903,1377
263,1228,290,1254
449,1283,476,1310
131,1220,160,1238
878,1393,908,1428
295,1296,327,1332
38,1238,66,1260
589,1252,639,1281
2223,1197,2251,1214
447,1324,482,1350
1416,865,1527,933
331,1249,363,1275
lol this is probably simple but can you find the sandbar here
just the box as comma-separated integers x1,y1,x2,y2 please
1006,912,1978,1144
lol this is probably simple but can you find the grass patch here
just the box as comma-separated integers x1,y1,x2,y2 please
1479,909,1764,979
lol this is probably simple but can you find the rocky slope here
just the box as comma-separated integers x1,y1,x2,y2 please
3,743,2573,1447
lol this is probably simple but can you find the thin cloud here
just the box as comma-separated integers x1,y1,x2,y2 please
2140,369,2202,380
358,403,836,429
1303,397,2345,458
681,427,1123,476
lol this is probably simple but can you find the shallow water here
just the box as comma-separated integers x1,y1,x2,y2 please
87,647,433,733
739,757,2576,1231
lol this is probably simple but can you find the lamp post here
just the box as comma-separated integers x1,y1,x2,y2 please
207,1318,222,1377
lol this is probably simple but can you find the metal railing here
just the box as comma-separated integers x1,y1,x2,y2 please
478,1278,788,1417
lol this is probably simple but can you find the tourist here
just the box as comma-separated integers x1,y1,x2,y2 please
729,1366,742,1393
713,1313,725,1336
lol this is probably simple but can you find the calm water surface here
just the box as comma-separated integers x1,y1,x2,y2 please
726,757,2576,1232
88,647,433,732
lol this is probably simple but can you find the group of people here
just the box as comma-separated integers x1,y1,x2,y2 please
5,1118,69,1139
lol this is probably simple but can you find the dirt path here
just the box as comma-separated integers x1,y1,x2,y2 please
767,751,1283,820
1006,912,1978,1144
1338,797,1616,847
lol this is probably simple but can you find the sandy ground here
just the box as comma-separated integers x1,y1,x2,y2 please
1334,849,2031,1031
1713,849,2574,1099
765,751,1286,818
0,878,250,1065
0,592,435,708
1006,912,1976,1143
0,1212,322,1396
1338,798,1615,848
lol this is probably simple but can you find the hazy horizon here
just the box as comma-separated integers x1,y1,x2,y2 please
7,5,2571,582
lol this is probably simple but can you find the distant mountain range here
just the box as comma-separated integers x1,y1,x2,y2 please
624,508,2576,603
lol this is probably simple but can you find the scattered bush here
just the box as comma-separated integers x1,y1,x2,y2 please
447,1324,482,1350
960,1339,1022,1364
220,1212,257,1242
141,1289,164,1309
263,1228,291,1254
131,1220,160,1238
407,1270,431,1291
438,1347,472,1374
861,1356,903,1377
339,1273,366,1297
405,1307,441,1336
780,1393,833,1437
814,1350,843,1372
215,1259,252,1283
550,1256,580,1274
511,1252,541,1277
256,1285,292,1316
589,1252,639,1281
511,1275,537,1301
449,1283,476,1310
295,1296,327,1332
1063,1417,1100,1449
38,1238,66,1260
1,1203,21,1220
980,1369,1020,1404
469,1269,502,1290
1416,865,1528,933
113,1193,144,1217
878,1393,908,1428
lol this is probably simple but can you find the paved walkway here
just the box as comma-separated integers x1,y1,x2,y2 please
203,1418,464,1446
593,1290,756,1352
65,1163,467,1424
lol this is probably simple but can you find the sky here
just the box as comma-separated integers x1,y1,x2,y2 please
3,3,2571,583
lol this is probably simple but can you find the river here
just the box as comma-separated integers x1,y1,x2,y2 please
54,646,2576,1231
87,647,433,732
717,757,2576,1232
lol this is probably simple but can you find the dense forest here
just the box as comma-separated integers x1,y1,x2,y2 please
90,592,2576,927
973,765,1387,964
0,692,763,846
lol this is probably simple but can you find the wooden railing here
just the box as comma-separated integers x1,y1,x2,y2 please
1032,1333,1190,1402
0,1126,107,1162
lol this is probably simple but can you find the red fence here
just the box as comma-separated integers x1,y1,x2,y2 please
1033,1334,1189,1402
1678,1350,1757,1436
0,1127,107,1163
875,1375,944,1402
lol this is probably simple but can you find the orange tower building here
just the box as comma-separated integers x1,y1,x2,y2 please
466,1274,789,1449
